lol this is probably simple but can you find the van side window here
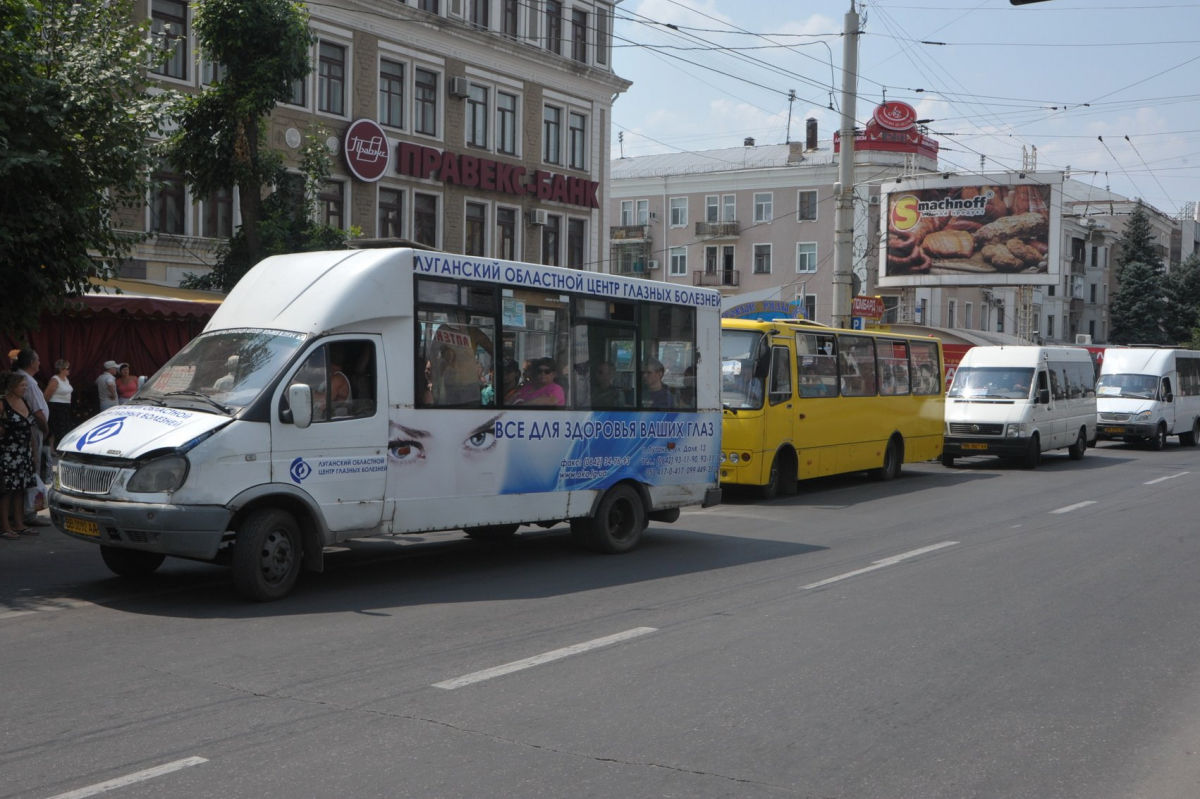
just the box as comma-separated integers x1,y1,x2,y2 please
1037,370,1050,401
768,346,792,404
1178,357,1200,396
283,340,377,422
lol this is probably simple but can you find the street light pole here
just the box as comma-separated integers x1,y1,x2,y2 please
832,1,859,329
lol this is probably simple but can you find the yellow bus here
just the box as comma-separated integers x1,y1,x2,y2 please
720,318,945,497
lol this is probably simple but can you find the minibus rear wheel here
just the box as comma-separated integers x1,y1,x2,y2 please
1180,418,1200,446
571,484,645,554
872,436,903,481
233,508,302,601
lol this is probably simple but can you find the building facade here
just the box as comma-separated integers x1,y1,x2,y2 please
128,0,628,286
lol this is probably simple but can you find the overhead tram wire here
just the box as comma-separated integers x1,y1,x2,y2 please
1123,135,1178,213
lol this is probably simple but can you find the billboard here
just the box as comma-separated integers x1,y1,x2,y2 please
878,173,1062,287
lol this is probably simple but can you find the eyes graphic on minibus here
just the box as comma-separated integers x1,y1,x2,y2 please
387,415,501,465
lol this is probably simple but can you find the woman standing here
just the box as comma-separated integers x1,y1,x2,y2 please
115,363,139,404
0,372,36,539
43,359,74,450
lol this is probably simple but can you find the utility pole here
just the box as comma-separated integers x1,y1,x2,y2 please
832,1,859,329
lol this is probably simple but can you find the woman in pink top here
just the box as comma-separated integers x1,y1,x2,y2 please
115,363,139,403
507,358,565,406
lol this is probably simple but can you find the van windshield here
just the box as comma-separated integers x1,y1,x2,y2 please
1097,373,1157,399
138,329,308,413
721,329,765,410
948,366,1035,400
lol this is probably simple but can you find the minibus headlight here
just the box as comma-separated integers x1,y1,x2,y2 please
126,454,189,493
1133,410,1152,422
1006,424,1025,438
719,451,727,463
728,452,739,463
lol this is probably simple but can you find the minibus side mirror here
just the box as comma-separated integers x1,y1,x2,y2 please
1037,388,1050,405
1165,391,1174,402
288,383,313,429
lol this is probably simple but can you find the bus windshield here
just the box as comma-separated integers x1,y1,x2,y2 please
1097,373,1158,399
947,366,1035,400
138,329,308,413
720,329,765,410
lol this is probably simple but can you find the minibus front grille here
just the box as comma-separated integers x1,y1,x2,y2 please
58,462,122,495
1098,412,1131,422
948,422,1004,436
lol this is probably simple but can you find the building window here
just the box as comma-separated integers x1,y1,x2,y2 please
318,42,346,116
753,244,771,274
151,172,186,234
545,0,562,54
201,59,227,86
379,59,404,128
636,199,649,226
496,206,517,260
414,192,438,246
496,91,518,155
467,83,488,148
705,195,718,223
379,188,403,238
669,246,686,277
469,0,489,28
571,9,588,62
796,242,817,273
419,0,439,11
465,201,487,255
754,192,773,223
704,245,717,274
1046,315,1055,339
543,105,562,164
797,189,817,221
595,4,610,66
414,68,438,136
151,0,188,80
1089,319,1096,339
567,218,585,269
285,74,306,107
947,299,956,328
620,200,633,226
319,180,344,228
502,0,519,36
542,213,561,265
1089,283,1097,303
964,302,973,330
202,187,233,238
669,197,687,227
568,111,586,170
996,301,1005,333
721,194,735,222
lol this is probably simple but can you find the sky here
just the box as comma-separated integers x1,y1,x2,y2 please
609,0,1200,218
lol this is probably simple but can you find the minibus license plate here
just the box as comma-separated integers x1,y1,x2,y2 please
963,442,989,451
63,517,100,537
1102,426,1125,435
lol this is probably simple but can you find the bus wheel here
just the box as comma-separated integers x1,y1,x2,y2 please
100,546,164,579
757,457,781,500
872,438,903,481
1022,435,1041,469
1068,428,1087,460
571,484,645,554
232,508,302,601
464,524,519,542
941,453,955,468
1181,418,1200,447
1150,423,1168,451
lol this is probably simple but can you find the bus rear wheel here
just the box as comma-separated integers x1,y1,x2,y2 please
871,437,903,481
571,484,645,554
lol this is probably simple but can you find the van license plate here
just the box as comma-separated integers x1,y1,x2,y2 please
963,443,989,451
1102,426,1125,434
63,517,100,537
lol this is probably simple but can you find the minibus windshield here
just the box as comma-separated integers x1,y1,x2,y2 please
721,329,765,410
1096,373,1158,399
138,329,308,413
947,366,1035,400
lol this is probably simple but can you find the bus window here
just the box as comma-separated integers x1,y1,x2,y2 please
796,332,837,397
720,329,764,409
838,334,877,396
768,346,792,404
878,339,911,396
640,303,696,410
501,288,569,408
415,278,498,408
910,340,941,395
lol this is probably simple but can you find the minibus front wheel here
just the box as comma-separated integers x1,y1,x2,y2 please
233,508,302,601
1149,423,1168,451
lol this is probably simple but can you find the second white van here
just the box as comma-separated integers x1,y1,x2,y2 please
943,345,1097,469
1096,347,1200,449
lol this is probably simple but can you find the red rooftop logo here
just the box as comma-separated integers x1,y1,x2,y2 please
343,119,390,182
873,101,918,132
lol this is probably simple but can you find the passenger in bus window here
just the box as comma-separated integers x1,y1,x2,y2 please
641,357,675,409
508,358,565,406
590,361,625,407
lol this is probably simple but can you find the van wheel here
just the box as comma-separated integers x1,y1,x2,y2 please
232,508,302,601
100,546,165,579
1068,428,1087,460
464,524,519,542
872,438,903,481
1022,435,1041,469
1180,419,1200,447
941,453,955,468
571,484,645,554
1150,423,1168,451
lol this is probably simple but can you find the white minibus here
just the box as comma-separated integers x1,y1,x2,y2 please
1096,347,1200,449
49,248,723,600
943,345,1096,468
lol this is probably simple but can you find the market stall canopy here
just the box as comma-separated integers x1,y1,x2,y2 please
77,278,224,319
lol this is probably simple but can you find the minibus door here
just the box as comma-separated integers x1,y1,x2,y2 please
1161,377,1176,432
1032,369,1056,448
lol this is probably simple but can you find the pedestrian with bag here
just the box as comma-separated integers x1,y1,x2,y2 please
0,371,37,539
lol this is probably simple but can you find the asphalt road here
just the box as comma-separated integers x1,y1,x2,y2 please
4,440,1200,798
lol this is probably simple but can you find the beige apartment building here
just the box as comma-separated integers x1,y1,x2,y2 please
126,0,628,286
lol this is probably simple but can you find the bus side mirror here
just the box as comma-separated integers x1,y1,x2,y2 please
288,384,313,429
1037,388,1050,404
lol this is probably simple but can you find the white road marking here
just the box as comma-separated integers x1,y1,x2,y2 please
802,542,959,590
1051,500,1097,514
47,756,208,799
1145,471,1189,485
433,627,658,689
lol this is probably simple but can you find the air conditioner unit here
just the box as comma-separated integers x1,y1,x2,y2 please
449,76,470,98
528,209,548,226
647,260,660,270
1075,333,1093,345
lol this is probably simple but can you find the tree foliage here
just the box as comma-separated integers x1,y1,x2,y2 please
1109,202,1169,345
0,0,170,336
169,0,345,292
1164,252,1200,344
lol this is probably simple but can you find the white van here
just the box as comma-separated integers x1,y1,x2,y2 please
942,345,1097,468
1096,347,1200,449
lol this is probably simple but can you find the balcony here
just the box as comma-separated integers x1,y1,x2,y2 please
693,270,740,288
609,224,651,242
694,220,740,239
1070,256,1086,275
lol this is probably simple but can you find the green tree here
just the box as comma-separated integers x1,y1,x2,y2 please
1109,202,1168,344
1164,252,1200,344
0,0,170,336
169,0,344,292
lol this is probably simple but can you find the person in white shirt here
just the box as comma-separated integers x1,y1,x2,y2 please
96,360,119,411
43,359,74,449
